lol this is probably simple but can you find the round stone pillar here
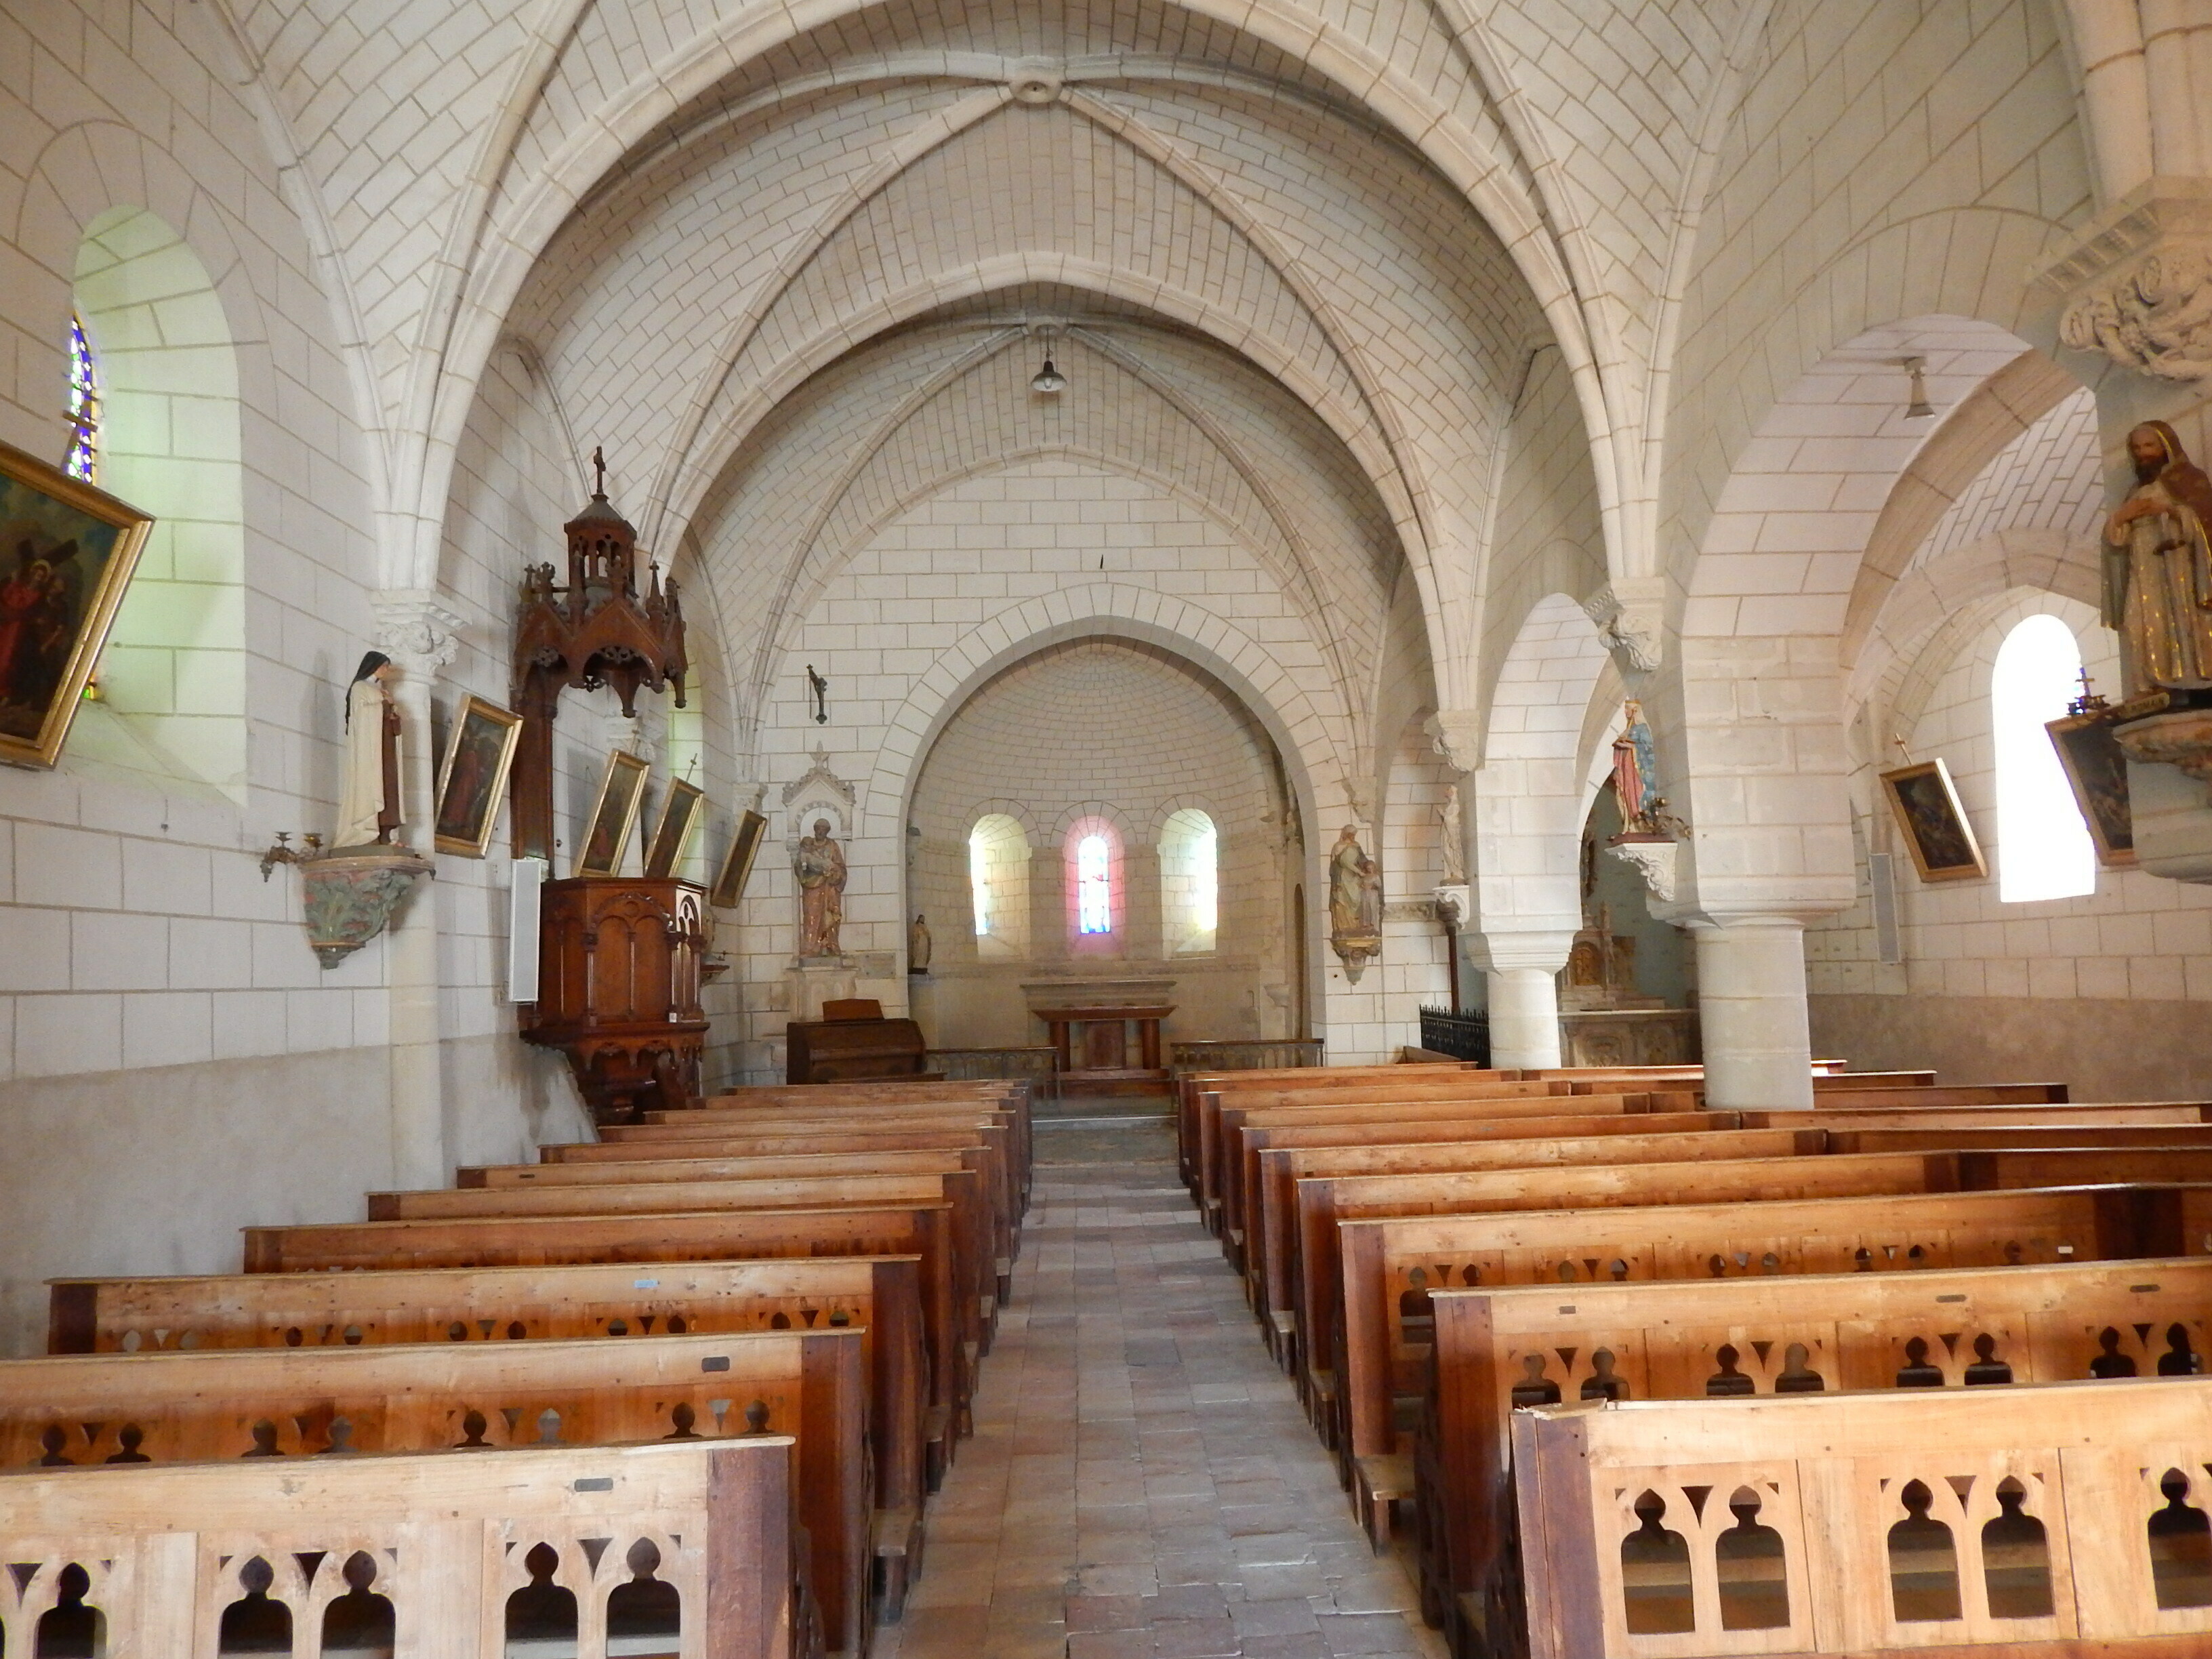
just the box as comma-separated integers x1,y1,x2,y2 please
1486,966,1562,1069
1694,919,1813,1110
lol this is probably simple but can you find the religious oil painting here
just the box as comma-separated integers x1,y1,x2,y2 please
1881,758,1987,883
0,438,153,769
712,808,769,909
644,777,705,878
575,749,649,876
2046,709,2135,868
432,695,524,857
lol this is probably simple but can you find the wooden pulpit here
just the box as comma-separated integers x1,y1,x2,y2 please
520,876,709,1125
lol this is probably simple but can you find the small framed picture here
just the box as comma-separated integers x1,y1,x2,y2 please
0,437,155,769
2045,709,2135,868
1879,758,1987,883
712,808,769,909
643,777,705,878
575,750,649,876
432,695,524,857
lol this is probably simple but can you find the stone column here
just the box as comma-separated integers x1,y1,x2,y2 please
1692,918,1814,1111
1474,931,1572,1069
371,591,463,1189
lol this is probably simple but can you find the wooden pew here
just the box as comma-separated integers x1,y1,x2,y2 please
49,1255,934,1527
239,1202,976,1462
1514,1376,2212,1658
1197,1087,1629,1246
1176,1063,1492,1189
367,1165,999,1345
1753,1102,2212,1131
1308,1152,2212,1469
1329,1183,2208,1544
0,1437,795,1659
1422,1256,2212,1657
675,1083,1034,1208
0,1328,873,1653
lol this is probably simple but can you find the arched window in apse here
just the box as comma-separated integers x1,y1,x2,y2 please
1077,833,1112,934
65,314,99,482
1992,614,2095,902
970,828,991,936
1159,808,1218,954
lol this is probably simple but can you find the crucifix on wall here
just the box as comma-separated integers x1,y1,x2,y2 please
806,663,829,724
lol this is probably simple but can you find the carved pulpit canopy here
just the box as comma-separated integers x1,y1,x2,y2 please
510,449,690,859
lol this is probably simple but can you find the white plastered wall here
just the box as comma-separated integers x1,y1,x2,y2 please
0,3,394,1355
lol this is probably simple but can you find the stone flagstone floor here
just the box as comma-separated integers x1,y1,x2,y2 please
869,1108,1450,1659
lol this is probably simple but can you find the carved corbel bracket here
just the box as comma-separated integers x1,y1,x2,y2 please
1422,710,1483,774
2035,180,2212,381
2116,707,2212,792
1605,836,1678,903
370,590,465,676
295,846,432,967
1331,931,1380,984
1582,577,1666,675
1431,883,1470,929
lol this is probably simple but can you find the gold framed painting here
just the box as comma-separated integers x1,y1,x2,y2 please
712,808,769,909
1879,758,1987,882
432,695,525,857
643,777,705,879
2045,708,2135,869
575,750,649,876
0,437,155,769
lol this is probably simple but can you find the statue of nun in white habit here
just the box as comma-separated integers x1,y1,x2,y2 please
334,650,403,848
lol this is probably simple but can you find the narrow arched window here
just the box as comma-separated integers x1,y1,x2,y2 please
1159,808,1218,954
1077,834,1111,934
1992,615,2095,902
967,813,1030,956
65,313,99,482
970,831,991,935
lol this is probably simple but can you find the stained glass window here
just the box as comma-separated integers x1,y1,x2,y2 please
65,314,98,483
1077,833,1111,934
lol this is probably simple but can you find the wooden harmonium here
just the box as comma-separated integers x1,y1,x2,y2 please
785,1000,937,1085
1515,1375,2212,1658
1422,1256,2212,1658
0,1437,794,1659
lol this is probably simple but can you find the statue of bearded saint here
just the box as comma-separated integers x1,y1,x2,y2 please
2104,421,2212,699
794,818,847,958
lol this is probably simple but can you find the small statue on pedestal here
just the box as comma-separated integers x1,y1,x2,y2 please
1328,823,1383,981
1609,700,1662,835
909,912,933,973
2104,421,2212,699
795,817,847,958
335,651,403,848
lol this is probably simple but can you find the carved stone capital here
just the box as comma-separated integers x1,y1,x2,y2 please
370,590,465,677
1422,710,1483,773
1582,577,1666,674
1605,836,1678,903
2034,180,2212,381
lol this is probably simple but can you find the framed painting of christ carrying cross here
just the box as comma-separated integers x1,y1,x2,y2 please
0,437,154,770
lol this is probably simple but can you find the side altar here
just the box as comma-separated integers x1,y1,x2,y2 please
1021,978,1176,1092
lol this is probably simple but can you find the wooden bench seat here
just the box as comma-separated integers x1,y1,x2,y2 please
1421,1255,2212,1658
47,1254,933,1519
239,1203,975,1463
362,1169,1004,1363
1328,1183,2209,1532
1197,1089,1639,1246
0,1436,796,1659
1176,1064,1494,1189
672,1085,1034,1206
1515,1375,2212,1657
0,1328,874,1652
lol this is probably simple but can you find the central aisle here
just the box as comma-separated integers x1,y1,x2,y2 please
874,1111,1450,1659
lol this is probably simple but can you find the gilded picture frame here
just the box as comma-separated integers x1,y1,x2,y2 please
0,437,155,769
2045,709,2136,868
1879,757,1987,883
431,694,525,857
643,777,705,879
575,750,649,876
712,808,769,909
